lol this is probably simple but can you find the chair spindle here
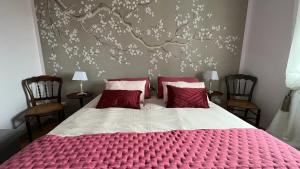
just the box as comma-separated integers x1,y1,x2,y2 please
44,81,48,98
37,83,42,98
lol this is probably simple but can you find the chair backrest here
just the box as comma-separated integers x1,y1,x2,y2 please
225,74,257,101
22,75,63,107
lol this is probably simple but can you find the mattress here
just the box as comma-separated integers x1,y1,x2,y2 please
49,96,254,136
2,96,300,169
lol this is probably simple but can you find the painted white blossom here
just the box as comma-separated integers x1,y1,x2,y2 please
68,29,80,43
128,44,143,56
145,6,154,17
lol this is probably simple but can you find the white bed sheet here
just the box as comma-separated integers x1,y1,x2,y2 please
49,95,254,136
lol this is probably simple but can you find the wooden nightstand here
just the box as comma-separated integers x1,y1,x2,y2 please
207,91,224,106
207,91,223,100
66,92,93,108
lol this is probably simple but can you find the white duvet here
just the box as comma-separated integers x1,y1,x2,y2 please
49,96,254,136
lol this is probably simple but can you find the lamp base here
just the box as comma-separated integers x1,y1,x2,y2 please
208,80,214,94
77,91,87,96
77,81,87,95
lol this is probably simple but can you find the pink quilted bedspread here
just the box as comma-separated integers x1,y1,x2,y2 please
1,129,300,169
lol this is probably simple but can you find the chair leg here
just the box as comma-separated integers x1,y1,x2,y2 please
58,112,62,122
244,109,249,118
61,110,65,120
36,116,42,131
25,117,33,142
256,109,261,128
227,105,232,112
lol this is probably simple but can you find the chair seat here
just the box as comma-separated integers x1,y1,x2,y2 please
25,103,64,116
227,99,258,109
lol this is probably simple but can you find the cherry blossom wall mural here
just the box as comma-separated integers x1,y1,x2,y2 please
35,0,247,90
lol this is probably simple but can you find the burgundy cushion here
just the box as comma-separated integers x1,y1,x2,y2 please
96,90,142,109
108,77,151,99
166,85,209,108
157,76,199,98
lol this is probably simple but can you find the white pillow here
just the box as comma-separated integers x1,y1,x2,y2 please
105,80,146,102
162,81,206,103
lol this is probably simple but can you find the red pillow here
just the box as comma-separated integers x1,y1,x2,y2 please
96,90,142,109
157,76,199,98
166,85,209,108
108,77,151,99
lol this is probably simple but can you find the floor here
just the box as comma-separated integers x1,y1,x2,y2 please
19,110,76,148
20,121,58,148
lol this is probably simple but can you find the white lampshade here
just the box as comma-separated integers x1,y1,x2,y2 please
203,70,219,81
72,71,88,81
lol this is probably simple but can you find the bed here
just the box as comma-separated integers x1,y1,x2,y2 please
1,96,300,169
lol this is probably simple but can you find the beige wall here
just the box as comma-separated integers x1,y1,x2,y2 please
240,0,296,128
0,0,44,129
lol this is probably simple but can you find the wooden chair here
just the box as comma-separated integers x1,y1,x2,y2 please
22,75,65,142
225,74,261,127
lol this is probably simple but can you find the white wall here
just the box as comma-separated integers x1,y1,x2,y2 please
0,0,44,129
240,0,295,128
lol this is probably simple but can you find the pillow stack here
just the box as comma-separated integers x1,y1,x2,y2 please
158,76,209,108
97,77,150,109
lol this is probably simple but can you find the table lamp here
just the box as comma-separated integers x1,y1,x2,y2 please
203,70,219,94
72,71,88,95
